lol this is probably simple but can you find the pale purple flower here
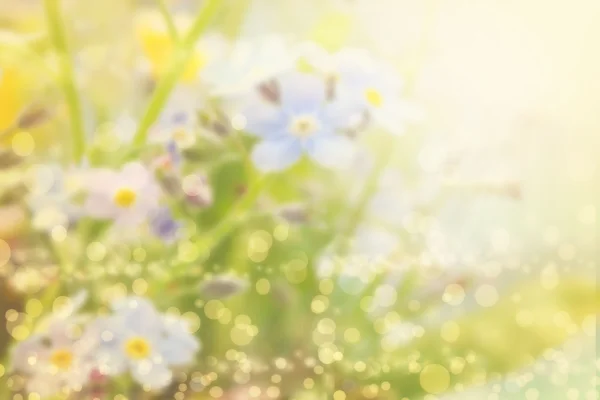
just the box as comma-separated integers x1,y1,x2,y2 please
83,162,161,226
149,87,201,150
150,207,181,242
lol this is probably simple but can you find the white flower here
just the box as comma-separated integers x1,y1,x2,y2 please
86,297,200,391
206,35,296,97
27,164,86,231
331,48,421,135
149,87,202,150
83,162,161,226
11,292,95,398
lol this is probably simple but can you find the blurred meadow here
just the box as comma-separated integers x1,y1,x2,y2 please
0,0,598,399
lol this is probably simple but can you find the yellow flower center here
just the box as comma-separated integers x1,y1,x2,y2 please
50,349,73,370
124,337,152,360
113,188,137,208
289,115,320,138
365,88,384,107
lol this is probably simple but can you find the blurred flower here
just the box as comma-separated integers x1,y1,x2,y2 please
276,202,310,224
0,65,25,137
330,48,421,135
111,114,138,144
149,87,203,151
199,275,249,299
150,207,181,242
135,9,229,83
7,264,57,295
241,72,358,171
206,34,295,97
83,162,161,226
181,172,213,207
12,292,95,397
86,296,200,391
26,164,85,231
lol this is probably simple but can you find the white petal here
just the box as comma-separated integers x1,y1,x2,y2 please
130,359,173,390
83,316,128,376
27,373,62,398
11,335,47,373
63,359,93,389
306,135,357,170
83,169,118,194
111,297,164,337
121,162,152,189
95,347,128,376
159,317,201,366
251,138,303,172
113,208,148,227
279,72,326,111
84,193,116,219
234,93,286,138
372,106,407,136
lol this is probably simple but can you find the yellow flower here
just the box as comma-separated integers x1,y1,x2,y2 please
135,10,208,83
0,65,25,133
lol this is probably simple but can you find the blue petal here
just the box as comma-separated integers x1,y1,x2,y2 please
237,94,288,138
306,135,356,169
251,137,303,172
279,72,326,114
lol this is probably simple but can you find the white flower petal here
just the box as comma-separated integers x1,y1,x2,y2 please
251,137,303,172
306,135,356,170
111,297,164,338
130,359,173,390
121,162,152,189
83,193,117,219
234,93,286,138
279,72,326,111
371,104,408,136
159,317,201,366
11,335,47,373
27,373,62,398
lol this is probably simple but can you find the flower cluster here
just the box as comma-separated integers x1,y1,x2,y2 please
12,294,199,397
0,3,546,400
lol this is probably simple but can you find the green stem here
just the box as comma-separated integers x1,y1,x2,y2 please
169,176,269,280
338,0,441,251
220,0,252,39
195,176,269,259
341,140,397,241
128,0,222,156
43,0,86,163
156,0,180,42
